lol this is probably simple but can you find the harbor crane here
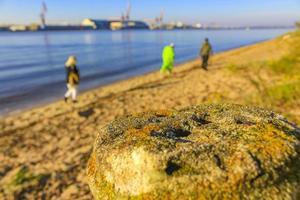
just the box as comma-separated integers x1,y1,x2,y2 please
40,1,47,29
122,0,131,21
155,10,164,28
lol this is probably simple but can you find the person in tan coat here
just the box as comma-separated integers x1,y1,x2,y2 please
64,56,80,103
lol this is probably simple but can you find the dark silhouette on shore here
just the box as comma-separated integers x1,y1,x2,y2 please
200,38,213,70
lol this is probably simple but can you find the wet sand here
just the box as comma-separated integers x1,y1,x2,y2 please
0,33,296,199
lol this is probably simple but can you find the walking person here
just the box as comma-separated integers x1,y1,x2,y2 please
160,43,175,74
200,38,213,70
64,55,80,103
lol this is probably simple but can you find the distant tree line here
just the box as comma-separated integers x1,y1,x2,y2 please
296,22,300,29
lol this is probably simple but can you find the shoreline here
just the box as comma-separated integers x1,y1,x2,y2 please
0,27,294,33
0,38,276,118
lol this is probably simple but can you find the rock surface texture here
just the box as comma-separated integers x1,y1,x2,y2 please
87,104,300,200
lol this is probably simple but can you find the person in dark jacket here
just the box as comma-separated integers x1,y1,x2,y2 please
64,55,80,103
200,38,213,70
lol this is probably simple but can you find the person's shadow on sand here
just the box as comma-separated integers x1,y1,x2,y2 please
78,108,95,118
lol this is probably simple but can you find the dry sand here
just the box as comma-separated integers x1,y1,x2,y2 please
0,34,296,199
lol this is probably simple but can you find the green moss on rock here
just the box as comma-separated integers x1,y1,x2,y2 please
87,104,300,200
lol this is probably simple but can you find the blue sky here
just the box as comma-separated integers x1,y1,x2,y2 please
0,0,299,26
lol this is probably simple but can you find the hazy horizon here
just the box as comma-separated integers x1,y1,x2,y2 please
0,0,299,26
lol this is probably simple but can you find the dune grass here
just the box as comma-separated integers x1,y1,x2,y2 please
267,56,300,76
227,31,300,121
267,33,300,76
263,79,300,106
226,64,240,73
262,32,300,105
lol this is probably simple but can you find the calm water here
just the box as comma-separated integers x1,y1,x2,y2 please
0,29,292,115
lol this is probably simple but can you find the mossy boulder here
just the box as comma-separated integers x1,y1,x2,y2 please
87,104,300,200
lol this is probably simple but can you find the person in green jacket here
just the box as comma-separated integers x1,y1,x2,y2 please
160,43,175,74
200,38,213,70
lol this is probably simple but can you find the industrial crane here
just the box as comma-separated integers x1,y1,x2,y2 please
40,1,47,29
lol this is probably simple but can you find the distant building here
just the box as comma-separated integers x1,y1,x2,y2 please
121,21,149,30
9,25,27,32
43,25,92,31
7,24,92,32
81,18,149,30
28,23,40,31
176,21,184,29
81,19,111,30
110,21,123,30
194,23,202,29
0,26,9,31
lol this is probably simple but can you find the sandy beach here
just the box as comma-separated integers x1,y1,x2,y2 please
0,31,299,199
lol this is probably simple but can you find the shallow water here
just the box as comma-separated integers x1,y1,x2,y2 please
0,29,292,115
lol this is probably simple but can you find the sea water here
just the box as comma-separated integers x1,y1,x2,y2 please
0,29,292,115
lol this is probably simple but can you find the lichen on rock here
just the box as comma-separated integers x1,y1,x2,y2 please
87,104,300,200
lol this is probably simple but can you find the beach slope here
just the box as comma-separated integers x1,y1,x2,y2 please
0,31,299,199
